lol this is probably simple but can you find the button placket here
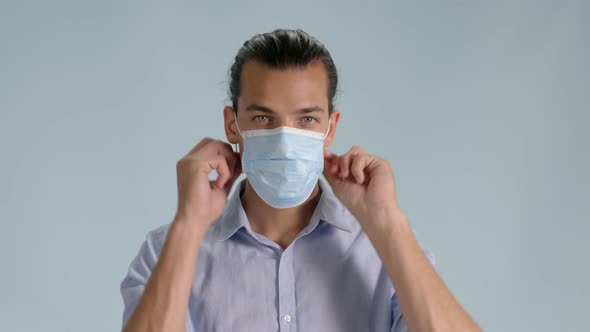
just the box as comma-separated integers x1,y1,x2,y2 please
277,249,296,331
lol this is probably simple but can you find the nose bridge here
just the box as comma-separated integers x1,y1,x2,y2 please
273,115,292,128
277,115,294,127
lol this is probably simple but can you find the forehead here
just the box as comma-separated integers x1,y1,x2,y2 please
238,60,329,111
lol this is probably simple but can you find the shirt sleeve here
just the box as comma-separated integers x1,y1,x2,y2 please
120,226,195,331
390,246,436,332
119,231,159,330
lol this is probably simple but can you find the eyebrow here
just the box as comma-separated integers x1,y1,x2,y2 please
244,104,326,114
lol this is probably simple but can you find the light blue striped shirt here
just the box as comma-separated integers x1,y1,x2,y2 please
120,177,435,331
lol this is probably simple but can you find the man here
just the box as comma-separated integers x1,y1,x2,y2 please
120,29,481,332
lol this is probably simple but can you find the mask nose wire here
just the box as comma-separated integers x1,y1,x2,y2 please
233,111,330,150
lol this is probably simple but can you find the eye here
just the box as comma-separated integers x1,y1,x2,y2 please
253,115,269,122
302,116,317,124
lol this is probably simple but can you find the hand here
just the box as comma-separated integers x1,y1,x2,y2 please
323,146,402,229
174,138,242,227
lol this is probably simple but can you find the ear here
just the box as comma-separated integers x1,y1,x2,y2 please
323,109,341,148
223,106,240,144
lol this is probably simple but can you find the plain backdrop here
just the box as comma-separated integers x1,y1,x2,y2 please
1,1,588,331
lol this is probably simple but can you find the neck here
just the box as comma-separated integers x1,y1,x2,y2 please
241,180,322,249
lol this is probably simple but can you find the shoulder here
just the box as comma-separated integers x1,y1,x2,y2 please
141,219,223,258
348,214,435,264
134,222,172,259
145,223,172,245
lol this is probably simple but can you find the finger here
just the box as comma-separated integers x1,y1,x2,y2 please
221,141,234,151
206,140,240,181
232,151,242,175
224,150,240,180
340,146,367,179
222,151,243,194
350,145,366,154
350,154,369,184
323,150,336,172
323,151,338,181
210,155,231,189
185,137,214,157
323,149,340,175
339,151,354,179
223,172,238,195
324,148,337,161
189,139,234,159
330,157,339,175
216,140,239,162
322,159,340,188
226,152,242,190
323,153,333,174
223,171,240,196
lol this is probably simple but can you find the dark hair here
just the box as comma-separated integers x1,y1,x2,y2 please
229,29,338,113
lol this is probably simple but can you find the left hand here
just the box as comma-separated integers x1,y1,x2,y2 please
323,146,402,227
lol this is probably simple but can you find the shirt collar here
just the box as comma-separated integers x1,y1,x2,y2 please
212,176,354,242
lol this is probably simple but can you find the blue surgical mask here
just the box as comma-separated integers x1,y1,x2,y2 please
234,114,331,208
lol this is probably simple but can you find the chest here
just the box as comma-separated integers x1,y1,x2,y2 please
186,235,394,332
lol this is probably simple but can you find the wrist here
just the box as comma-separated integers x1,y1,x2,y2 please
362,206,410,234
361,208,415,261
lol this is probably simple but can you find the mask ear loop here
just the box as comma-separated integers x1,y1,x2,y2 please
324,118,331,138
233,111,243,153
322,116,332,150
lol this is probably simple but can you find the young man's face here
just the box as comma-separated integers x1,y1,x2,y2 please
224,59,340,152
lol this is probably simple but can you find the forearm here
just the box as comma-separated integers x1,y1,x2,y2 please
363,209,481,332
124,217,207,332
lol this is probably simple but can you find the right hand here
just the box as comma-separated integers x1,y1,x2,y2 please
174,138,242,227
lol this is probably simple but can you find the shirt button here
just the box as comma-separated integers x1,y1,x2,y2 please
283,314,292,323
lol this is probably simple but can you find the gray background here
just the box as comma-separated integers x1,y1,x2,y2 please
1,1,588,331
